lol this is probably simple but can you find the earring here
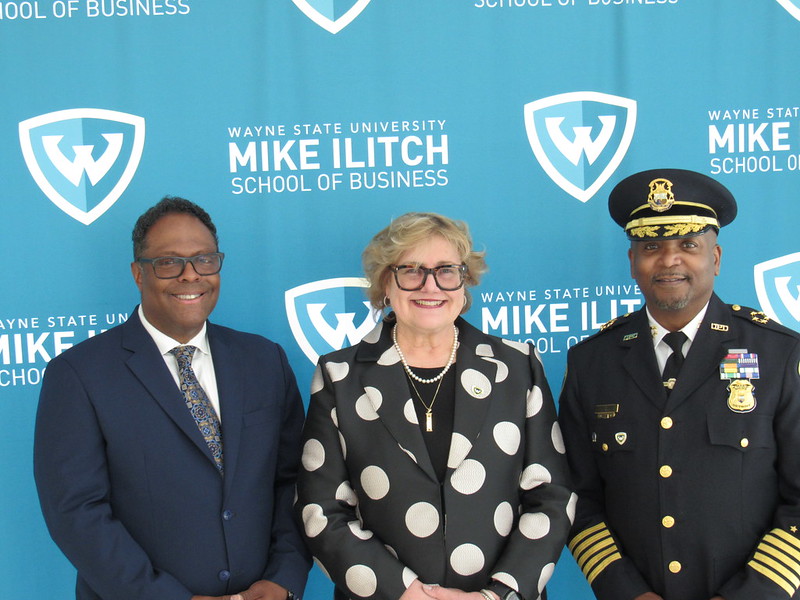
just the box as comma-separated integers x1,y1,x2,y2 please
383,296,391,307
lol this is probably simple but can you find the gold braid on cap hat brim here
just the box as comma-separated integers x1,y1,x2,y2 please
626,200,720,239
626,215,720,238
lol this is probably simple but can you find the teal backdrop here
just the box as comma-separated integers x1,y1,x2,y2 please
2,1,800,598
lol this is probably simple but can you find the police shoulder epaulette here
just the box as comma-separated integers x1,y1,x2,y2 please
576,312,635,345
728,304,798,336
729,304,769,324
599,312,633,332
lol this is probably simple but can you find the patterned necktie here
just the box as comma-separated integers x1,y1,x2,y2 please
662,331,688,395
169,345,224,475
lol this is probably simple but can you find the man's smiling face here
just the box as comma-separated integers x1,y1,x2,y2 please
132,212,220,343
629,230,721,330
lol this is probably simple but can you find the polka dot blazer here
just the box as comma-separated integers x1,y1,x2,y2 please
296,318,575,600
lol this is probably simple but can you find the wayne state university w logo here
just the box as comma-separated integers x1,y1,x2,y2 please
754,253,800,329
776,0,800,21
524,92,637,203
285,278,382,364
291,0,372,33
19,108,145,225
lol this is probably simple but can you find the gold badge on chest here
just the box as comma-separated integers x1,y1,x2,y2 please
727,379,756,413
720,349,759,413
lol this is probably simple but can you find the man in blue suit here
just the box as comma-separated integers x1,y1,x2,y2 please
34,197,311,600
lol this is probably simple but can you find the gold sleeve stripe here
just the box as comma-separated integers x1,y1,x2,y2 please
569,522,608,551
771,529,800,554
568,522,621,584
587,552,622,585
765,535,800,564
749,555,796,596
576,537,615,571
572,530,613,563
760,540,800,576
581,543,616,574
749,560,795,596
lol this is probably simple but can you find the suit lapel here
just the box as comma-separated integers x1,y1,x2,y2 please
357,324,439,483
210,324,245,490
621,310,666,410
447,321,495,472
122,311,225,473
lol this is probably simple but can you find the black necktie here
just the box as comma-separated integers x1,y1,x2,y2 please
662,331,688,395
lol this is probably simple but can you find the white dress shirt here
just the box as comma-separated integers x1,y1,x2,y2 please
647,302,710,375
137,305,222,422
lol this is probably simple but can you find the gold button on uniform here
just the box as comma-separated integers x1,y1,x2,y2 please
741,438,749,448
602,443,609,452
669,561,682,573
661,417,673,429
662,515,675,528
660,465,673,478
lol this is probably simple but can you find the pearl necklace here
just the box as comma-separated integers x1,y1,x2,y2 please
392,324,459,384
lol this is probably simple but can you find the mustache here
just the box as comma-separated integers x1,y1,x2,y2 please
652,271,690,281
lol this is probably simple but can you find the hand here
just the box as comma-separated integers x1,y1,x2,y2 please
231,580,289,600
400,579,438,600
192,580,289,600
633,594,664,600
422,584,494,600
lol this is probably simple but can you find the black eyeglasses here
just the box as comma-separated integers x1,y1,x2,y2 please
137,252,225,279
389,264,467,291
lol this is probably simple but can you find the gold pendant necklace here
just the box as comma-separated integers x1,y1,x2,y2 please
406,374,444,432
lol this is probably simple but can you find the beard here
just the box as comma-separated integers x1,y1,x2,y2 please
651,292,691,312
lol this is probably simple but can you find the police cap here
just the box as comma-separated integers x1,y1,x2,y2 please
609,168,737,240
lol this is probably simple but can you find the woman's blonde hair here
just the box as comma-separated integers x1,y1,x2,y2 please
362,212,487,312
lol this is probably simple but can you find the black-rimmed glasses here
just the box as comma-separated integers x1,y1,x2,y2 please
390,264,467,291
137,252,225,279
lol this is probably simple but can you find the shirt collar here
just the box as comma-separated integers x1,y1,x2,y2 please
137,305,210,357
646,301,709,348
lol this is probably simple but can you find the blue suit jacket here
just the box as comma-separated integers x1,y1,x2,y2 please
34,309,311,600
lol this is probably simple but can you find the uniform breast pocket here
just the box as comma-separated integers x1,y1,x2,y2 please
591,418,636,456
707,411,775,452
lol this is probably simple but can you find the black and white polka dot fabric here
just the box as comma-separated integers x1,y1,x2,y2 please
296,318,575,600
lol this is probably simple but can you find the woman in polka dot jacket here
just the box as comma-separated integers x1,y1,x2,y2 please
296,213,575,600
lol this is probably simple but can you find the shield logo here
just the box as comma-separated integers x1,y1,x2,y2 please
19,108,145,225
754,253,800,329
291,0,372,34
285,277,383,364
776,0,800,21
524,91,637,203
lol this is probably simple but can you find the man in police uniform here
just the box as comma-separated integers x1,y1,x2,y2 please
558,168,800,600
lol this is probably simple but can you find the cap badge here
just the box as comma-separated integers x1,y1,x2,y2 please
648,178,675,212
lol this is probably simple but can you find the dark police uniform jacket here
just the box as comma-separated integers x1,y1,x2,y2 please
558,294,800,600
